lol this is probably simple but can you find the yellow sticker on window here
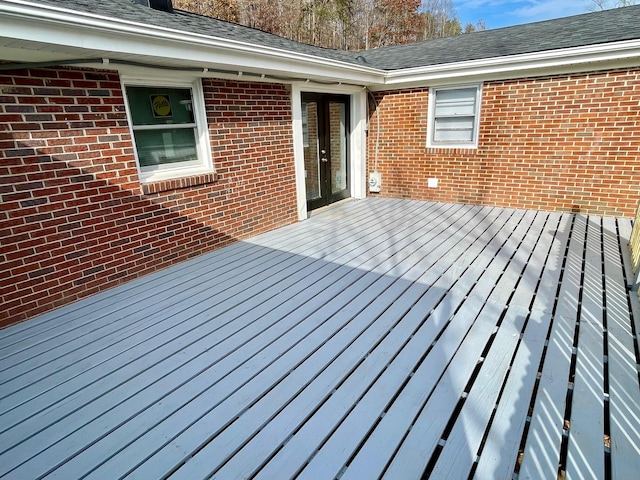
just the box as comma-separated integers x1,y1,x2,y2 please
150,95,172,118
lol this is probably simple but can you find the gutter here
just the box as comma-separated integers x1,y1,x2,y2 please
0,57,373,89
379,39,640,89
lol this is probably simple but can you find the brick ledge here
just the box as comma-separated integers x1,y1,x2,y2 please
141,172,218,195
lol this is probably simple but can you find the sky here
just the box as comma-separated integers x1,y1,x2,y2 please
454,0,601,30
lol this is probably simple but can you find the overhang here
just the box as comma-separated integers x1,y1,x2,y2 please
2,0,640,90
376,38,640,90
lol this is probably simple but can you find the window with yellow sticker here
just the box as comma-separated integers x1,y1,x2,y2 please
123,78,213,183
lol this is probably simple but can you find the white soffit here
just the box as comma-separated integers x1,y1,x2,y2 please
377,39,640,90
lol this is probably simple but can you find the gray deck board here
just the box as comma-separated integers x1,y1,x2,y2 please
432,212,560,479
2,201,445,478
473,213,571,480
519,214,587,480
602,217,640,479
566,217,605,480
0,198,638,480
247,208,517,480
118,204,488,479
380,210,545,480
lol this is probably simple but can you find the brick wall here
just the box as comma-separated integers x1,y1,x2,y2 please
369,69,640,217
0,68,297,327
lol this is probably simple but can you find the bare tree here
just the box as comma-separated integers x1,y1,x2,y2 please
420,0,460,39
173,0,239,22
464,18,486,34
591,0,637,10
173,0,478,49
368,0,424,47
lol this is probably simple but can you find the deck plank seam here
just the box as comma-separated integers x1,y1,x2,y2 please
516,212,582,479
557,215,590,479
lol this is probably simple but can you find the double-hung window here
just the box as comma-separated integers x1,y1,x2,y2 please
427,84,482,148
123,78,212,183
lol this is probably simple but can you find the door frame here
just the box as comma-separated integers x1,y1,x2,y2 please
291,83,367,220
302,92,351,211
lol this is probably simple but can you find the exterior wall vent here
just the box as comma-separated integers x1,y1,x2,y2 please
133,0,174,13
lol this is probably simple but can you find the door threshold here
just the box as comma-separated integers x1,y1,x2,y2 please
308,198,358,217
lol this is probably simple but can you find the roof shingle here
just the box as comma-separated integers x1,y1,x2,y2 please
361,5,640,70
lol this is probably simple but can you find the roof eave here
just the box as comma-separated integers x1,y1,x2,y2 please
375,39,640,90
0,0,384,85
2,0,640,91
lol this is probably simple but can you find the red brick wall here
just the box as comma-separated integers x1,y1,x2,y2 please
369,69,640,217
0,68,296,327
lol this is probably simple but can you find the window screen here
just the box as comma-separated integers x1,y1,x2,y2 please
429,85,481,147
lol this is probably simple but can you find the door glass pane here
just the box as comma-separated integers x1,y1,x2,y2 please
329,102,347,195
303,102,321,201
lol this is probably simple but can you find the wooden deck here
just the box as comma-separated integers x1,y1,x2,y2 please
1,198,639,480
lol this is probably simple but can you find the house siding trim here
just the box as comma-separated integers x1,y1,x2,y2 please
5,3,640,91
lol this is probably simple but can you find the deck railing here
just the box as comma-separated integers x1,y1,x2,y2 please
631,203,640,296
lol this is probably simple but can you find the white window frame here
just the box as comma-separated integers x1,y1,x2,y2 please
426,84,482,149
122,75,213,183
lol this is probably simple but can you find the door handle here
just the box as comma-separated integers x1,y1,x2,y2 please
321,157,328,163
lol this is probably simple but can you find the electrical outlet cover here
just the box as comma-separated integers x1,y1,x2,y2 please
369,172,381,193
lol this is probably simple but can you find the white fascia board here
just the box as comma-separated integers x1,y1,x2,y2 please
376,39,640,90
0,0,382,85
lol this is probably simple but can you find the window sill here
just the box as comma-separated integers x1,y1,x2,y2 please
426,143,478,150
141,172,218,195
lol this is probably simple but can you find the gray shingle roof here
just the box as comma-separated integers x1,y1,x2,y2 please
18,0,640,71
360,5,640,70
25,0,360,66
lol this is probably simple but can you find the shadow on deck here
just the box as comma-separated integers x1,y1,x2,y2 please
0,198,638,479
